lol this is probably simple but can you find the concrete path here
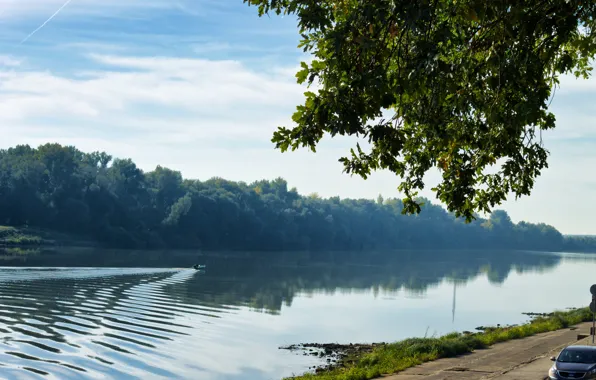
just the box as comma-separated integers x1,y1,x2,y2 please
379,322,595,380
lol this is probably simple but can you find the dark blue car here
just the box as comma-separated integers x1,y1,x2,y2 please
549,345,596,379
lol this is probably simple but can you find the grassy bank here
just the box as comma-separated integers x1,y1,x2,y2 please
288,307,593,380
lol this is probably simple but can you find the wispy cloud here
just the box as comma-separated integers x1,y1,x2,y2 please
0,54,303,126
0,55,21,66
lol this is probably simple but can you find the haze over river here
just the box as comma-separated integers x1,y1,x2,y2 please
0,248,594,379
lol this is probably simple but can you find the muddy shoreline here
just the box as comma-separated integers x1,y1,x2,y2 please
280,342,387,373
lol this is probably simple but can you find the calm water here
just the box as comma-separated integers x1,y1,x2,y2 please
0,248,595,379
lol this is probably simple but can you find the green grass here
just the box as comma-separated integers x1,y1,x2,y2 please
2,235,43,245
0,225,100,249
0,226,44,246
288,307,593,380
8,247,41,254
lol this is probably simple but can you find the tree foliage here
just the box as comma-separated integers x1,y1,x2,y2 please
245,0,596,220
0,143,589,252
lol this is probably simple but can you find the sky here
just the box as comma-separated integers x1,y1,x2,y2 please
0,0,595,234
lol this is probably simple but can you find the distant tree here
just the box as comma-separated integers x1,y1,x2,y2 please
490,210,513,227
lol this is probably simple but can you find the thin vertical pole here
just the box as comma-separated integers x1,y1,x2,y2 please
593,295,596,345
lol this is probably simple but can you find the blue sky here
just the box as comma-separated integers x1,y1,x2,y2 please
0,0,595,234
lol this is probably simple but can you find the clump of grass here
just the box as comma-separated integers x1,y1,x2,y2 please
0,226,44,246
3,235,43,245
288,307,593,380
3,247,41,256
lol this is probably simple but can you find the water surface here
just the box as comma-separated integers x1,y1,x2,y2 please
0,249,595,379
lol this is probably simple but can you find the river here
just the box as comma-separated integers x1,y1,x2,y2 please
0,248,594,379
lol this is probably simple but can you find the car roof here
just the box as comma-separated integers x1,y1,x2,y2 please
563,345,596,351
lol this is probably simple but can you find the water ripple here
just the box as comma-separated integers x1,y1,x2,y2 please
0,267,223,379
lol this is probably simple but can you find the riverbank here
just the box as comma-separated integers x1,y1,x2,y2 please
283,307,594,380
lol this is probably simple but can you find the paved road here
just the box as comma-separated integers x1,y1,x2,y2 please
379,322,595,380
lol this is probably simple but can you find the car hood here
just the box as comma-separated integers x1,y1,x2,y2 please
556,361,596,372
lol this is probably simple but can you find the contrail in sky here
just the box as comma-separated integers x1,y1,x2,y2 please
21,0,74,44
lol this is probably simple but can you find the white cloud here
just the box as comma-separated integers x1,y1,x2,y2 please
0,55,21,66
0,54,303,134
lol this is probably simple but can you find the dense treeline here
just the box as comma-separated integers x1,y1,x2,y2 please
0,143,592,252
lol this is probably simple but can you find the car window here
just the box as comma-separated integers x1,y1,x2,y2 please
558,349,596,363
